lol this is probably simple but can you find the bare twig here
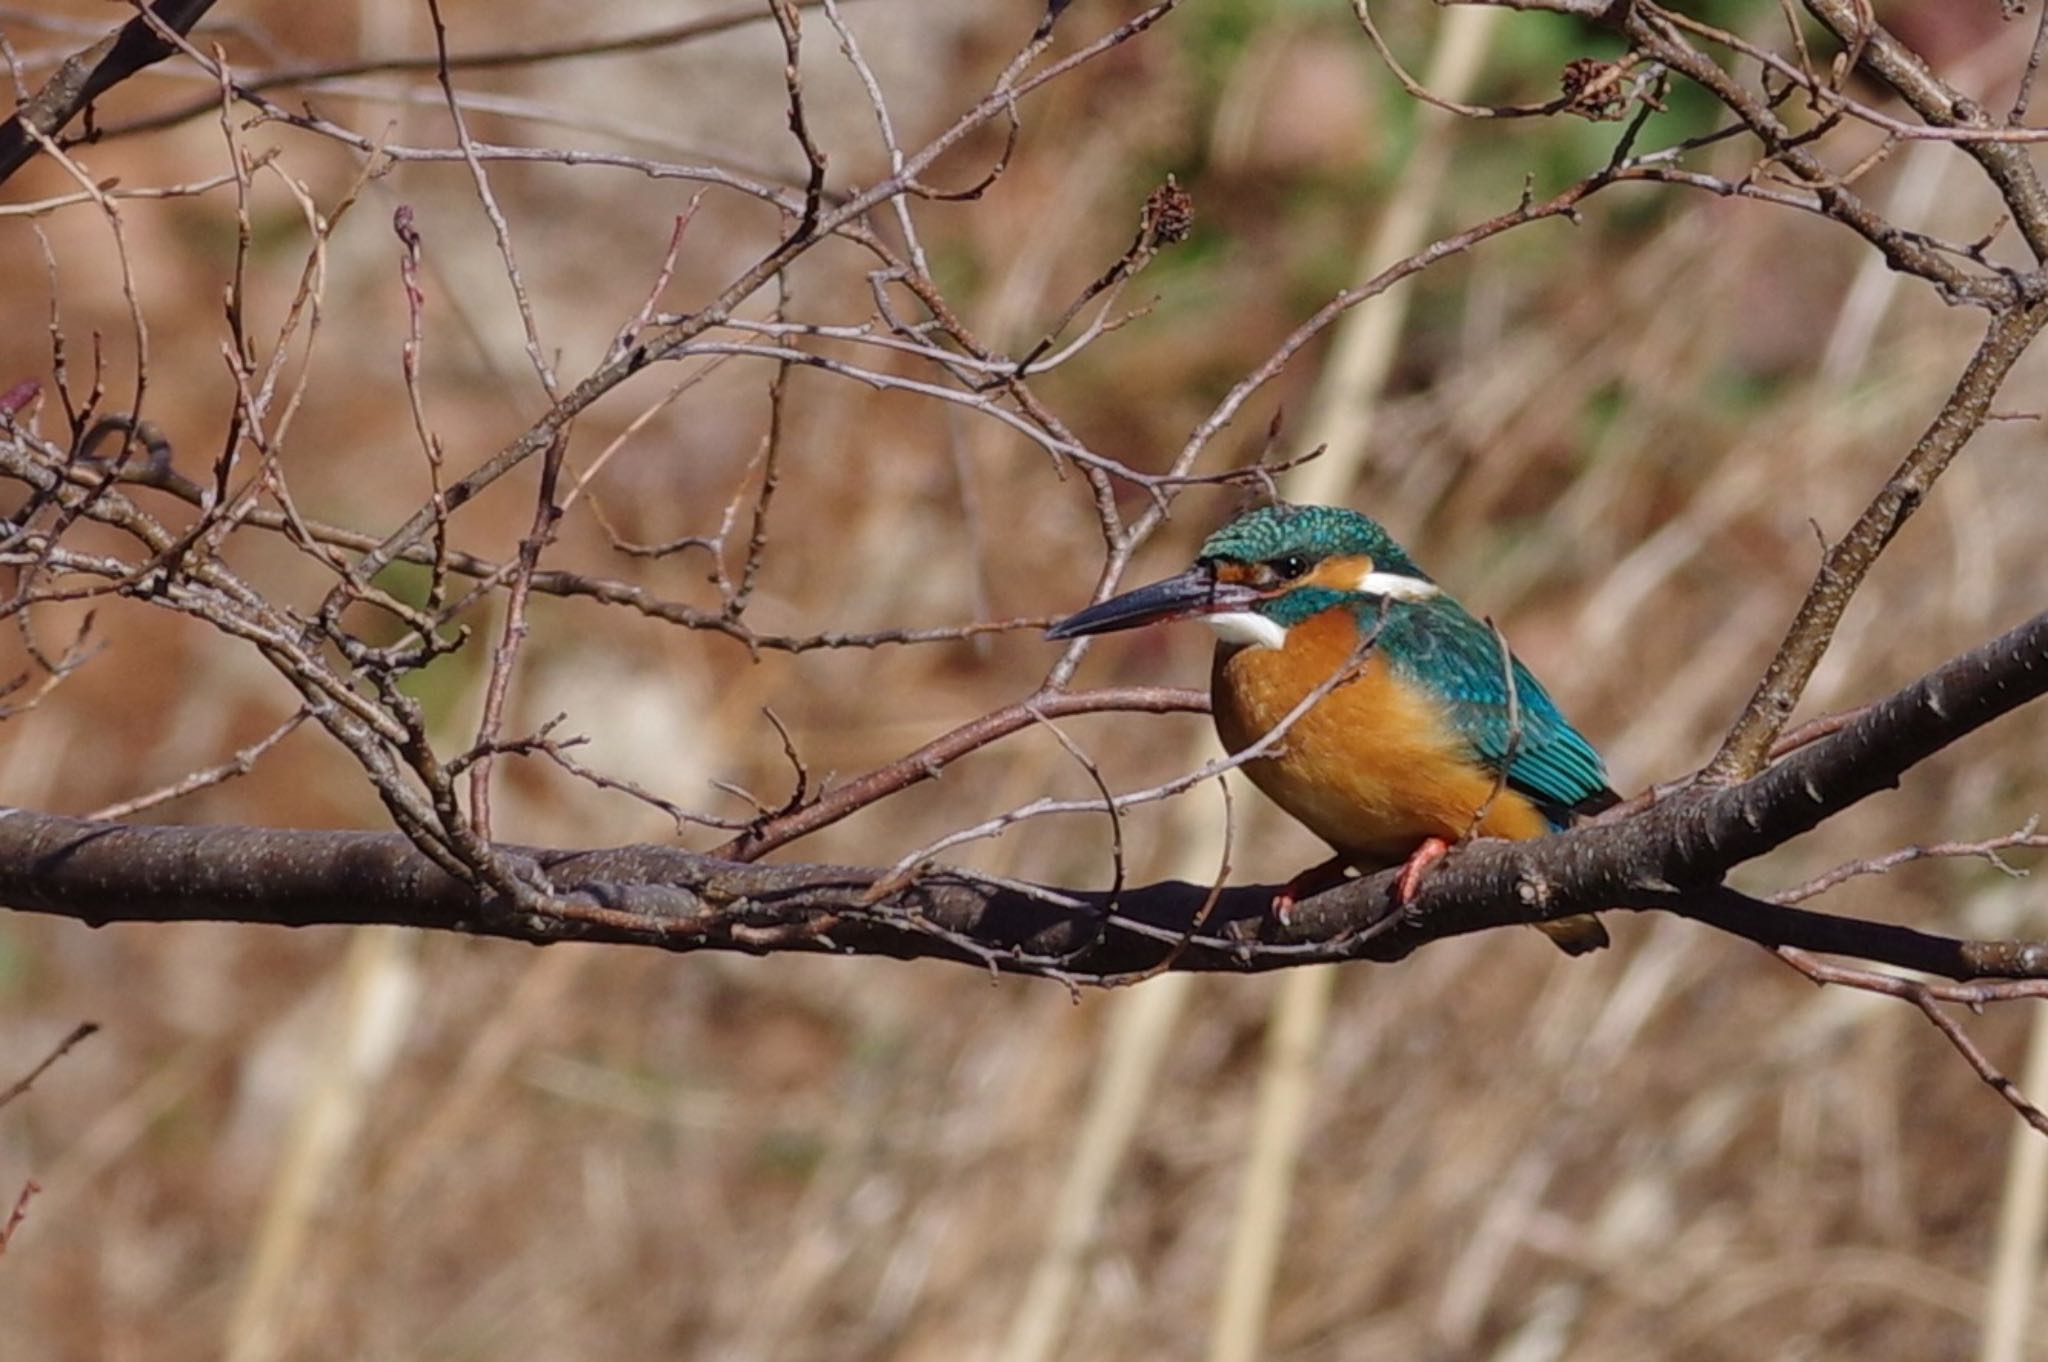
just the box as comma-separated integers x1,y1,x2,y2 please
0,1180,36,1256
424,0,560,399
86,712,307,821
1707,301,2048,781
1774,947,2048,1136
0,1021,97,1111
82,1,853,144
717,685,1210,860
1465,617,1521,838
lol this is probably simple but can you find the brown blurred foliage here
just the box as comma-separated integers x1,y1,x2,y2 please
3,1,2048,1359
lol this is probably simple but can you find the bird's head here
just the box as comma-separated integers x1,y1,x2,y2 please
1046,504,1438,650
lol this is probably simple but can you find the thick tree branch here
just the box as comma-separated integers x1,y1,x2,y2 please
0,0,219,187
3,608,2044,983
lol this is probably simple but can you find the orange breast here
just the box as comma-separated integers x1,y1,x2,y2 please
1211,609,1550,864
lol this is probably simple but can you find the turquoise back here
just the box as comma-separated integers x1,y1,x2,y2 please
1370,596,1611,825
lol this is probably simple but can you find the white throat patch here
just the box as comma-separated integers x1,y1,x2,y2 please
1205,611,1289,650
1356,569,1440,601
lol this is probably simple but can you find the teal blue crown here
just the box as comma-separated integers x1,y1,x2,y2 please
1198,504,1428,581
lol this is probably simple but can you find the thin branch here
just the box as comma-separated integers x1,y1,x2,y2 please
78,1,852,144
2017,0,2048,124
0,1181,36,1256
716,685,1209,860
1773,820,2046,904
0,1021,97,1111
1797,0,2048,264
1706,299,2048,781
85,711,306,821
868,623,1380,893
424,0,560,399
0,0,219,186
1774,947,2048,1135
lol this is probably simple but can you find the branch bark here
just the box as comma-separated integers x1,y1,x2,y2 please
4,608,2044,984
1800,0,2048,265
0,0,219,186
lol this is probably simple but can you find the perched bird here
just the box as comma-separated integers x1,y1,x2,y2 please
1046,504,1615,954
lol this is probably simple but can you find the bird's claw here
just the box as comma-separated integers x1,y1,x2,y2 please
1270,886,1301,927
1270,854,1353,928
1392,836,1452,906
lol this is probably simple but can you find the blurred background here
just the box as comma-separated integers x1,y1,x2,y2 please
3,0,2048,1357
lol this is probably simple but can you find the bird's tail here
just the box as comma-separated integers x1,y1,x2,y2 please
1536,914,1610,955
1534,786,1623,953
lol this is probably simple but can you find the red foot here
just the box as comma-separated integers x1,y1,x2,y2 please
1271,854,1352,927
1393,836,1453,905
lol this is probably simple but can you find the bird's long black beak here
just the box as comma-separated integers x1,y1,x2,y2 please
1045,565,1259,640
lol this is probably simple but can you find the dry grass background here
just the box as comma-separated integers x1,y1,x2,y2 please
2,0,2048,1357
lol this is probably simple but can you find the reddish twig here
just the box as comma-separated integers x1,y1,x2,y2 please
0,1181,37,1256
1775,947,2048,1136
716,685,1210,861
1773,820,2046,905
468,429,568,842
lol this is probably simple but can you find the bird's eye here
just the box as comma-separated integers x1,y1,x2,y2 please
1271,554,1310,581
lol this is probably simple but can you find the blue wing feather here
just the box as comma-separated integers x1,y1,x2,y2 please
1376,598,1611,827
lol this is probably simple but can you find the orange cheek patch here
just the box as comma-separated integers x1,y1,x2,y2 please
1212,560,1259,586
1303,554,1373,593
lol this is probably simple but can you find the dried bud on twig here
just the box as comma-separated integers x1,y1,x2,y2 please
1560,56,1630,121
1141,175,1194,250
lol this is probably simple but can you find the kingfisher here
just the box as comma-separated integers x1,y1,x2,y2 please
1046,503,1615,954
